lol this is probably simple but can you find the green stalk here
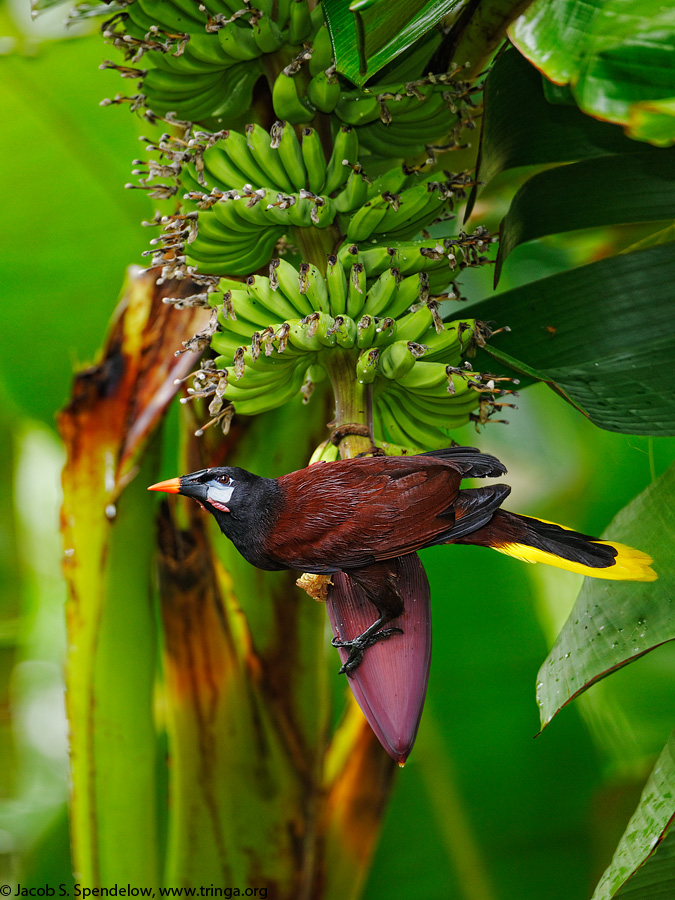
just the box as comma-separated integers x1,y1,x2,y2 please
324,350,374,459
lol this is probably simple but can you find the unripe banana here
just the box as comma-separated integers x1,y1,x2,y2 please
288,0,312,42
250,13,283,54
287,319,323,353
245,123,295,193
335,92,380,125
219,130,270,186
245,275,300,320
325,255,348,316
381,392,455,450
332,315,357,348
347,263,367,319
272,71,315,125
346,196,389,242
301,127,327,194
323,126,359,195
300,263,331,314
272,258,314,316
271,121,307,191
361,267,400,318
309,23,334,75
307,70,340,114
217,21,262,62
376,393,422,450
379,341,418,380
356,348,379,384
334,169,370,213
356,315,376,349
395,305,434,342
286,195,314,227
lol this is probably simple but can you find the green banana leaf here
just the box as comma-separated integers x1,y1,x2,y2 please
509,0,675,146
466,243,675,435
536,461,675,730
0,36,152,427
591,729,675,900
470,46,647,199
495,150,675,281
322,0,463,86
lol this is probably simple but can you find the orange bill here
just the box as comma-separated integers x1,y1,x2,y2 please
148,477,182,494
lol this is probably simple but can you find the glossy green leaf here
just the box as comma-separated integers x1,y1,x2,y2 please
536,461,675,729
509,0,675,146
0,38,152,427
474,46,645,190
496,151,675,280
468,244,675,434
322,0,462,86
592,729,675,900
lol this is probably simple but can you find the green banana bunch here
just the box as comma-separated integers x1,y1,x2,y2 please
105,0,325,127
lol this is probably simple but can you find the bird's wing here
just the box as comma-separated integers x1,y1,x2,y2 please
267,454,503,571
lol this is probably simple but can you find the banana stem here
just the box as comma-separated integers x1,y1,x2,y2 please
436,0,533,79
324,350,374,460
291,224,342,276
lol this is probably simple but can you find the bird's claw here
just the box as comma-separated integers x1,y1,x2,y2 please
332,626,404,676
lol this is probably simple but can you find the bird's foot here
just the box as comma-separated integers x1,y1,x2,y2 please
332,626,404,676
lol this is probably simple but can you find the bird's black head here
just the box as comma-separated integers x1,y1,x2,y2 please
148,466,284,570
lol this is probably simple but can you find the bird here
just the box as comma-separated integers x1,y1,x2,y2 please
148,446,656,672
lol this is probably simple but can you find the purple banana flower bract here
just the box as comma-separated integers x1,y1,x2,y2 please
326,553,432,765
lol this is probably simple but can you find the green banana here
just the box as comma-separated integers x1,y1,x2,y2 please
245,123,295,192
210,198,263,234
202,144,252,191
334,168,370,213
395,305,434,342
272,121,307,191
345,196,389,242
331,315,357,348
379,341,418,380
216,21,262,62
325,255,348,316
356,315,376,349
300,128,327,194
245,275,300,320
377,180,437,232
380,392,454,450
286,195,314,228
286,319,324,353
362,267,399,316
219,130,270,187
272,71,315,125
335,92,380,126
371,317,397,346
367,166,410,199
323,125,358,195
419,321,470,362
356,348,379,384
375,393,423,451
229,369,306,415
300,264,331,314
188,226,282,275
250,13,283,53
309,23,333,75
272,258,314,316
347,263,367,319
288,0,312,42
307,70,340,114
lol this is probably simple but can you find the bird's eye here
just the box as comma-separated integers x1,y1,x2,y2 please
217,475,230,485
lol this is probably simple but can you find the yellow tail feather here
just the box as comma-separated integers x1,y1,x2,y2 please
493,540,657,582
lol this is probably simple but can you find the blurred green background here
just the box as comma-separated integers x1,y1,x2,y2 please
2,3,675,898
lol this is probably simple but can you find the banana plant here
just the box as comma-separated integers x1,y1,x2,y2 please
45,0,675,898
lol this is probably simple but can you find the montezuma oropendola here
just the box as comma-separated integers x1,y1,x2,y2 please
148,446,656,672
